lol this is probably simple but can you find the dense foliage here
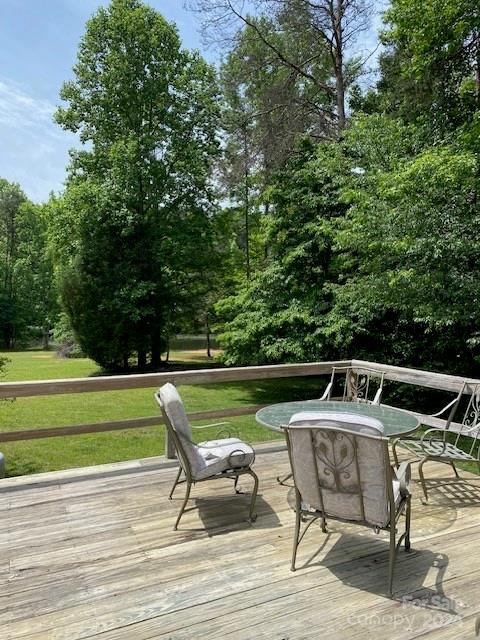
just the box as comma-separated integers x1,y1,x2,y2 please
0,180,56,349
51,0,220,370
4,0,480,377
215,0,480,375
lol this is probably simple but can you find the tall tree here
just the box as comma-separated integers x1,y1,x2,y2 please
217,138,347,364
189,0,372,135
356,0,480,136
0,180,57,349
0,179,25,348
53,0,220,371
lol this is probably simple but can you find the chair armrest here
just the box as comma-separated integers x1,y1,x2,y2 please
419,428,448,455
319,381,332,401
192,421,240,442
372,387,383,405
395,461,411,496
430,396,460,419
192,421,232,430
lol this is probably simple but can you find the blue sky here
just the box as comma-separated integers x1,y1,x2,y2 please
0,1,382,203
0,0,207,202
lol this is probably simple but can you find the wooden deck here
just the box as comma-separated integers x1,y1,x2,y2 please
2,443,480,639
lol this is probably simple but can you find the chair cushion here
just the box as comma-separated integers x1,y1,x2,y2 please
289,411,384,434
195,438,255,480
159,383,204,476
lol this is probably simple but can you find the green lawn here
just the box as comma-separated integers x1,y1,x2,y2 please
0,350,326,477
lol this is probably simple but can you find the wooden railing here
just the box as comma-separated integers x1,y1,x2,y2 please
0,360,349,458
0,358,478,461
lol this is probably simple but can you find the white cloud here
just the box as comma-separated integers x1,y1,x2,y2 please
0,77,77,202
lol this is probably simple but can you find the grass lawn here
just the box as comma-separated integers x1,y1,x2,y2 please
0,350,326,477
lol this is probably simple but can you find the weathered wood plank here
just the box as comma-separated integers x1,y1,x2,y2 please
2,449,480,640
0,360,347,399
352,358,479,393
0,404,270,443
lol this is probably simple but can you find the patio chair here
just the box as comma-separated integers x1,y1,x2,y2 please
278,365,386,488
155,383,259,530
392,382,480,502
391,383,464,469
320,366,385,405
283,411,412,596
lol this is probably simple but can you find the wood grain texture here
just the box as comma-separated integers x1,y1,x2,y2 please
0,404,268,443
2,443,480,639
2,357,478,444
0,360,349,399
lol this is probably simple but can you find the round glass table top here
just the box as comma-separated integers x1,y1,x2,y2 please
255,400,419,437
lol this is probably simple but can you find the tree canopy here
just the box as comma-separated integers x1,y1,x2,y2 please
52,0,220,370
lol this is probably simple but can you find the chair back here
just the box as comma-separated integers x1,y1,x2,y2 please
326,366,385,404
452,383,480,456
284,412,394,528
155,383,204,479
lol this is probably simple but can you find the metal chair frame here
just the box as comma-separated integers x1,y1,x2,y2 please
392,382,480,502
320,366,386,405
155,391,259,530
283,422,411,597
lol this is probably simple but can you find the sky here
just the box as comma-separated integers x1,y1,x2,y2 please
0,0,383,203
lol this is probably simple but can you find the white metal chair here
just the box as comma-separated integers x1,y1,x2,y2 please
320,366,385,404
392,382,480,502
283,411,411,596
155,383,259,530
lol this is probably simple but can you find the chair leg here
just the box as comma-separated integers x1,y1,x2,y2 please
277,471,293,486
405,496,411,551
450,461,460,478
291,504,301,572
391,439,400,468
388,525,396,597
418,457,430,503
169,466,183,500
234,475,240,494
174,479,192,531
320,514,327,533
246,469,259,523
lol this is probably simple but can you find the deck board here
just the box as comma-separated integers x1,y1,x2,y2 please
2,442,480,639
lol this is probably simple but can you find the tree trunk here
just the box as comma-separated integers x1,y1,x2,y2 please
165,337,170,363
243,125,251,280
151,331,161,368
42,326,50,350
334,0,346,133
206,312,211,358
137,349,147,371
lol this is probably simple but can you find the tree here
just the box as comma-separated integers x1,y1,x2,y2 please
16,202,58,350
53,0,220,371
0,180,56,349
324,114,480,373
217,138,347,364
189,0,372,135
0,179,25,348
355,0,480,137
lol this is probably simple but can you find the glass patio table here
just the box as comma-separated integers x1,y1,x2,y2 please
255,400,419,437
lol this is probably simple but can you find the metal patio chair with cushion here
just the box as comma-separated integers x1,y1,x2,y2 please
320,366,385,405
393,382,480,502
155,383,259,530
283,411,412,597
